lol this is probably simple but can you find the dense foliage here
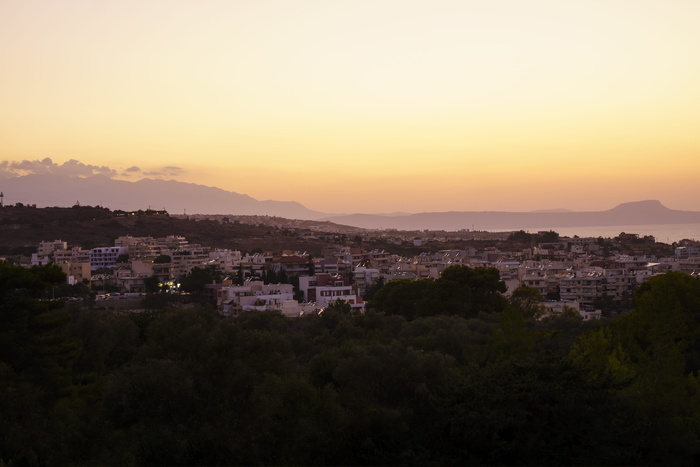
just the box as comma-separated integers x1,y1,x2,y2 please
2,264,700,465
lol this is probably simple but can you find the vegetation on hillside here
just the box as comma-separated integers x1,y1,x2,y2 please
0,205,682,262
0,205,341,254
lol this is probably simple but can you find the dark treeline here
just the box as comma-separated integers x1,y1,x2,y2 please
2,262,700,465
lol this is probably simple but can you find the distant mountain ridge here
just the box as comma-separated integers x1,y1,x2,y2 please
321,200,700,231
0,174,328,220
2,174,698,231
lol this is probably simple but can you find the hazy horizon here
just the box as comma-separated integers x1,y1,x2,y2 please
2,1,699,214
1,164,698,216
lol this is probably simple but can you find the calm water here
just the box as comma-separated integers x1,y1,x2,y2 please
494,223,700,244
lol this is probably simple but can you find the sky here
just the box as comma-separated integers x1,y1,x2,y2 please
1,0,700,214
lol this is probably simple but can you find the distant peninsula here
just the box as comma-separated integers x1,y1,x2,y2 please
321,200,700,231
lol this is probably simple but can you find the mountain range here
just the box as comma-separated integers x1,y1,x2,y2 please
0,174,326,220
2,174,699,231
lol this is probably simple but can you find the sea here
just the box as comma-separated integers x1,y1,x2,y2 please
493,223,700,244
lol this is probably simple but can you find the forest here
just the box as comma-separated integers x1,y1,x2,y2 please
2,262,700,466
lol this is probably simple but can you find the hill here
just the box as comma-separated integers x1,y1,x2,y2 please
0,205,342,255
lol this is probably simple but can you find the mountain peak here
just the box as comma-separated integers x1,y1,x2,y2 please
609,200,669,213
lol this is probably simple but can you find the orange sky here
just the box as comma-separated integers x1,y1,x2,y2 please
1,0,699,214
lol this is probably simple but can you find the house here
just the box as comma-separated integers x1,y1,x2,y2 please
272,254,310,277
298,273,364,312
353,265,381,297
214,280,295,316
131,256,174,283
58,262,91,285
542,300,602,320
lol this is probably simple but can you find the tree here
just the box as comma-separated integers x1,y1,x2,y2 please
570,272,700,464
536,230,560,242
363,276,385,301
438,265,507,317
324,299,352,314
179,266,222,299
370,266,507,319
509,285,545,319
625,272,700,374
0,264,86,465
116,253,129,263
143,275,161,293
507,230,533,244
369,279,435,320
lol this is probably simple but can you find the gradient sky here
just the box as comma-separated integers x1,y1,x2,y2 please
2,0,699,214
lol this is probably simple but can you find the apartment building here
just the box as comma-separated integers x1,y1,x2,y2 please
272,254,311,277
54,247,91,263
679,258,700,275
208,249,243,274
559,271,606,307
170,244,210,278
37,240,68,256
90,247,128,271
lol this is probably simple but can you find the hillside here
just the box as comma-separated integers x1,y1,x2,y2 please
0,206,561,259
0,205,342,254
1,205,684,261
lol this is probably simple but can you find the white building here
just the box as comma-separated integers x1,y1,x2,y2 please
353,266,381,296
298,274,365,312
208,249,243,274
542,300,602,320
216,280,295,316
90,247,128,271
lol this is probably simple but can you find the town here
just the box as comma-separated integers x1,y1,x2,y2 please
19,218,700,319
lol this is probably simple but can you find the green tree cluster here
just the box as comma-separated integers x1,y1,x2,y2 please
369,265,507,319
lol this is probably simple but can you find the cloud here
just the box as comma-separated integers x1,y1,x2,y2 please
3,157,55,176
55,159,117,177
143,166,184,178
0,158,186,181
0,157,117,178
163,166,183,175
121,166,142,177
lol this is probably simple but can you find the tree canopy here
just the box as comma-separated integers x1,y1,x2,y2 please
2,266,700,465
370,265,507,319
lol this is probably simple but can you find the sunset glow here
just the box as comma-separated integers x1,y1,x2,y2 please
2,0,699,214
